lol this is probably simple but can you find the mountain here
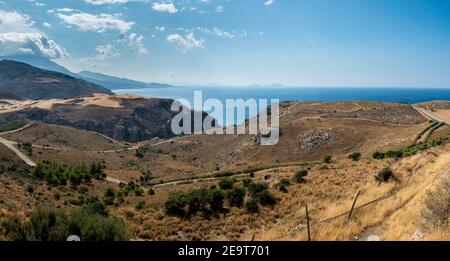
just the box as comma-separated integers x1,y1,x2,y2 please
0,60,112,100
78,71,174,90
0,55,174,90
0,89,23,100
0,55,79,78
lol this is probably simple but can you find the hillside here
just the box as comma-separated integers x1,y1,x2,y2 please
0,93,215,142
0,60,112,100
2,100,449,241
79,71,173,90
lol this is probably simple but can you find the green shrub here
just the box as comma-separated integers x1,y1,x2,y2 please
348,152,362,161
248,182,268,197
242,178,253,188
372,151,385,160
3,207,129,241
274,178,291,193
293,169,308,184
218,178,234,190
31,161,105,187
210,189,225,212
164,192,188,217
245,200,259,214
135,201,145,210
227,188,246,207
255,190,277,206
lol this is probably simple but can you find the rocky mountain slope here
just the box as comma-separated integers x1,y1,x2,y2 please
0,60,112,99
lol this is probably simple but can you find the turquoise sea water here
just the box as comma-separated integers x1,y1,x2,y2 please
114,86,450,126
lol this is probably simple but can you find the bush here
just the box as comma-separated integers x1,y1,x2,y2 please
26,185,34,194
227,188,246,207
210,189,225,212
422,178,450,226
164,192,188,217
348,152,362,161
245,200,259,214
31,161,105,187
165,187,228,218
274,179,291,193
139,170,154,186
248,182,268,197
292,169,308,184
218,178,234,190
135,201,145,210
255,190,277,206
376,167,393,182
323,155,332,164
385,150,403,159
242,178,253,188
148,188,155,196
2,207,129,241
372,151,385,160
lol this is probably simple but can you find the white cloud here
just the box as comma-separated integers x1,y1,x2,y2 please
96,44,121,60
78,44,121,68
43,22,52,28
152,2,178,14
128,33,148,55
167,32,204,51
84,0,129,5
57,12,134,33
264,0,275,6
0,10,68,59
215,5,224,13
155,26,165,32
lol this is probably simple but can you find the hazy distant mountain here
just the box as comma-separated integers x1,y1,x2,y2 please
0,60,112,100
0,55,79,78
79,71,174,90
0,55,173,90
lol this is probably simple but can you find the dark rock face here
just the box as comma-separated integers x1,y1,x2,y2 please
0,98,215,143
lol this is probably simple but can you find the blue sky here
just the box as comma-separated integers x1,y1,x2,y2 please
1,0,450,87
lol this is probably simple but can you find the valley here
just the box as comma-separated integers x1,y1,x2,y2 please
1,96,450,241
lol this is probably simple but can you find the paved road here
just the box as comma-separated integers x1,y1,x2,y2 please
0,136,36,166
412,105,450,125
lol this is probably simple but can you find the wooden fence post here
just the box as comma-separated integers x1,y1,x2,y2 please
305,204,311,241
348,190,362,221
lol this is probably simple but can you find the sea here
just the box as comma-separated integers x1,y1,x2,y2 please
113,86,450,126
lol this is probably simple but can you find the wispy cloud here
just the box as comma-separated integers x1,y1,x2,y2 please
167,32,204,51
152,2,178,14
57,12,134,33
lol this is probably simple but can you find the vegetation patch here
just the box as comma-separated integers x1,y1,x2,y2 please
372,137,448,160
2,198,129,241
32,161,106,187
0,120,27,133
